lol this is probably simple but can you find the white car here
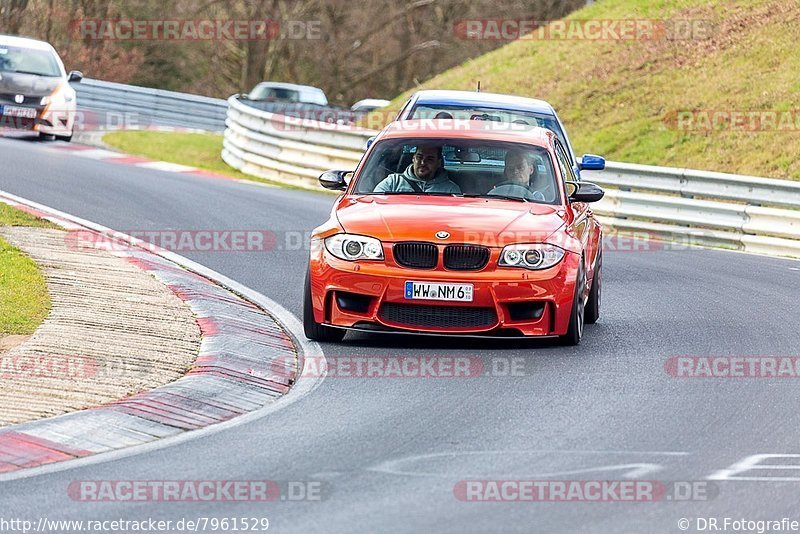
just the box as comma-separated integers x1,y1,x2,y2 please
0,34,82,141
351,98,390,113
243,81,328,106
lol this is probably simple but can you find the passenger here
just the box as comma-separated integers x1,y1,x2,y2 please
374,146,462,194
489,149,546,201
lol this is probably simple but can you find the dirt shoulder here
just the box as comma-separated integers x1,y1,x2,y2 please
0,227,201,427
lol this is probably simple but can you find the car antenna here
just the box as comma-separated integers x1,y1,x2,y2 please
476,81,481,92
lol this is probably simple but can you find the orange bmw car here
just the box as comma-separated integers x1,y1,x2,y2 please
304,120,604,345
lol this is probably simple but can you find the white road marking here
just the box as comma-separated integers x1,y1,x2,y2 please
136,161,197,173
368,450,688,479
0,189,325,482
63,148,122,160
708,454,800,481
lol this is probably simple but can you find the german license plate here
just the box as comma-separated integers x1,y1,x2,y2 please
2,106,37,119
404,281,473,302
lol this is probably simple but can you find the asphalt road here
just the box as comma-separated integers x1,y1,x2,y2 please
2,134,800,533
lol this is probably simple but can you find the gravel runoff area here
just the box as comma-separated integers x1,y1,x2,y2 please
0,226,201,427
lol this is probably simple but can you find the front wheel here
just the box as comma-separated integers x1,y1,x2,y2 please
560,262,586,346
585,249,601,324
303,270,346,343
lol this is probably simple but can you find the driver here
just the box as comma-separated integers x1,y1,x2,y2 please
374,145,461,194
489,149,547,201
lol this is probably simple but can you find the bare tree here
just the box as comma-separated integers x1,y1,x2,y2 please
9,0,586,104
0,0,29,34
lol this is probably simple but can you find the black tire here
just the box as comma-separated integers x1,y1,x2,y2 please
303,270,346,343
560,261,586,346
585,249,602,325
56,132,73,143
38,132,55,141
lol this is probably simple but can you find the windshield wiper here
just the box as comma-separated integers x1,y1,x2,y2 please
464,193,529,202
4,70,58,77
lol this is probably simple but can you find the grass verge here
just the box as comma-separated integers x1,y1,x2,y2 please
0,203,54,335
368,0,800,180
102,131,332,193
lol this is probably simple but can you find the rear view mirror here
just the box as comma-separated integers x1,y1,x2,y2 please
470,113,502,122
454,147,480,163
319,170,351,191
68,70,83,83
567,181,604,203
579,154,606,171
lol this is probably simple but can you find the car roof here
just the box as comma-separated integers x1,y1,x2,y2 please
352,98,390,108
378,119,556,147
409,90,555,115
0,34,56,51
254,81,325,94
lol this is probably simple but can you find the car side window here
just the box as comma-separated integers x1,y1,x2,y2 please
554,141,576,184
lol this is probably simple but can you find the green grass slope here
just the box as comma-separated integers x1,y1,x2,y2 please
0,204,54,335
374,0,800,179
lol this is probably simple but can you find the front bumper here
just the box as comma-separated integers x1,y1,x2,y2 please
0,103,74,136
309,249,581,337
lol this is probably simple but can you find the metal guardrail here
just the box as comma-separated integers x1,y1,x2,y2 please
72,78,228,132
222,95,371,185
222,99,800,259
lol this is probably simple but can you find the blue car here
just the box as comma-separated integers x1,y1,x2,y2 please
392,89,605,178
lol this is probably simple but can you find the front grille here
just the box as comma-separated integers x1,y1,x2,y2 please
444,244,490,270
379,303,497,329
393,242,437,269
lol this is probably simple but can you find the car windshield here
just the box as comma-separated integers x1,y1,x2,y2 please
353,138,561,204
0,45,61,76
249,85,300,102
408,104,568,150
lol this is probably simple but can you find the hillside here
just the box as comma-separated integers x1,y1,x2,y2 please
372,0,800,179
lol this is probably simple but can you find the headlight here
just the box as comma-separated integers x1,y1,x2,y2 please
498,244,565,270
40,83,72,106
325,234,384,261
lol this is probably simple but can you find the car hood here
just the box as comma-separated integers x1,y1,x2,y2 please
335,195,567,246
0,72,62,101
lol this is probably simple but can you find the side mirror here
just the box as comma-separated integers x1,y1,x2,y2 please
579,154,605,171
319,170,351,191
566,181,604,203
240,93,249,100
365,136,375,150
68,70,83,83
